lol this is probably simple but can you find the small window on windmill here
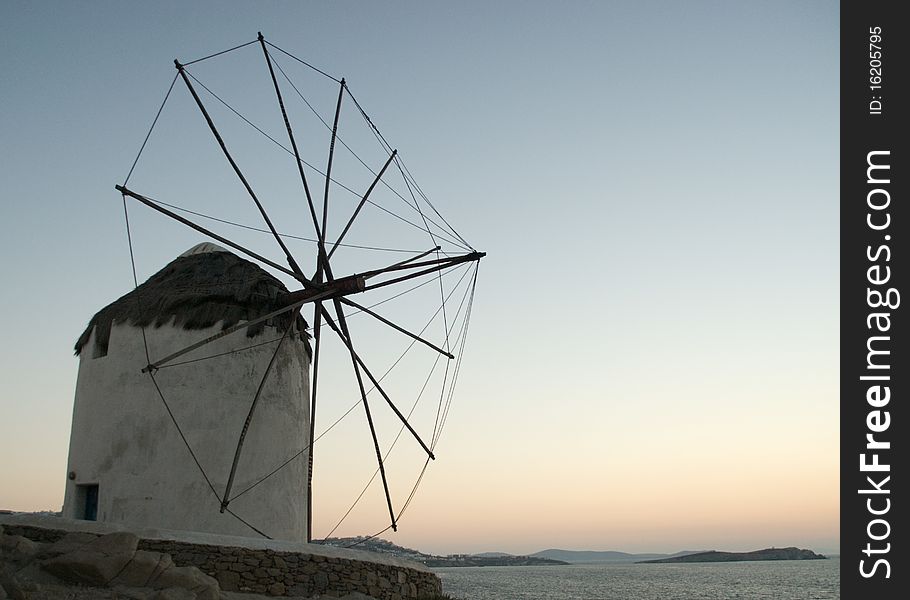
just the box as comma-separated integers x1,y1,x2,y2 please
91,338,108,359
75,484,99,521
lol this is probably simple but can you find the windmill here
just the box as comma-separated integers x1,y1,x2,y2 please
69,33,483,543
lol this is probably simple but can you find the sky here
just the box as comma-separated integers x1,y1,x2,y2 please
0,1,838,556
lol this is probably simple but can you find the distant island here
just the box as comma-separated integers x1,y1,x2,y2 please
531,548,703,564
639,547,827,564
315,537,827,568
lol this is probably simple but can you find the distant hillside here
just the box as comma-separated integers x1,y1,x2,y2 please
316,536,429,562
316,537,567,568
424,555,567,567
639,547,827,564
532,549,701,564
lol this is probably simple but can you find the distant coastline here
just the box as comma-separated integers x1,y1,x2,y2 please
317,537,827,569
424,555,567,567
317,537,568,568
639,547,827,564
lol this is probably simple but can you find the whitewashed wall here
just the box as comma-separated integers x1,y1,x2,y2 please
63,319,310,541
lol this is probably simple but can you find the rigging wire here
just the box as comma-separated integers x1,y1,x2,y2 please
392,155,456,444
356,269,479,544
338,271,481,543
340,455,430,549
433,265,479,449
230,263,475,504
123,73,179,186
150,198,425,254
395,155,474,250
432,264,477,447
393,155,454,397
182,39,259,67
343,85,472,249
122,195,221,502
264,41,341,83
321,264,476,538
156,335,285,369
184,68,470,251
322,341,445,540
343,525,394,549
225,507,273,539
147,372,222,500
271,56,464,248
391,274,481,531
396,456,432,520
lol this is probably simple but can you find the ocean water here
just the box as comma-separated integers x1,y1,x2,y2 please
435,558,839,600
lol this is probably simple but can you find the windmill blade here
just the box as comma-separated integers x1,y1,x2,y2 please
362,252,485,292
316,251,398,530
306,301,323,542
116,185,309,285
337,297,454,359
258,33,325,251
359,252,486,281
220,323,294,512
317,253,437,458
325,301,398,531
317,78,345,280
327,149,397,260
373,246,441,272
175,60,306,278
318,304,436,460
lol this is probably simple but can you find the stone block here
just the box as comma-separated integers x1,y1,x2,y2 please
215,569,241,591
149,588,195,600
41,532,139,586
146,553,174,584
151,565,220,600
112,550,166,587
41,532,98,558
314,571,329,588
0,534,39,560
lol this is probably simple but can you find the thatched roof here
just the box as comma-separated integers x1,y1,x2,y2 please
75,243,309,357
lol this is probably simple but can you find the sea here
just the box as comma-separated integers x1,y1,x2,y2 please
434,558,839,600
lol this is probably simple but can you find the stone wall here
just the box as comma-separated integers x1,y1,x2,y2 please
2,520,441,600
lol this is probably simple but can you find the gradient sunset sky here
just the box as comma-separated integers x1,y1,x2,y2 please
0,1,838,555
